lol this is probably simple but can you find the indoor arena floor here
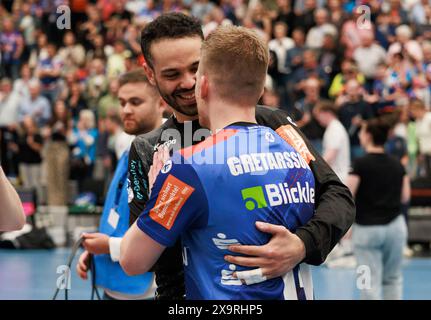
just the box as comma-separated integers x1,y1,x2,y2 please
0,248,430,300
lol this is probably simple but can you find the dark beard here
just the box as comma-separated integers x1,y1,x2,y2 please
155,80,198,117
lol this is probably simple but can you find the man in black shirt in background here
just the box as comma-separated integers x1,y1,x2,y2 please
346,117,409,299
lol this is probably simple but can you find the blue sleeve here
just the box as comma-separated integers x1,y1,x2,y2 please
136,153,208,247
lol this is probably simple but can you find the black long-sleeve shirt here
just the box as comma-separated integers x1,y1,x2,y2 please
128,105,355,299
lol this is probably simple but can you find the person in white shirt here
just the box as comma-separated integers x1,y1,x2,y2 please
17,79,52,128
268,21,294,75
314,100,351,183
353,32,387,80
0,78,20,127
305,8,338,49
12,64,33,101
409,98,431,177
313,100,353,264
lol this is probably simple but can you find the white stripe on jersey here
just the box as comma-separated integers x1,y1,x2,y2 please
282,270,298,300
282,263,314,300
300,264,314,300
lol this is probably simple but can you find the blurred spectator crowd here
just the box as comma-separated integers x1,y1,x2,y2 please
1,0,431,207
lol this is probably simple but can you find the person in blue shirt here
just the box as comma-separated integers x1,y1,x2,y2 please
75,69,165,300
121,26,316,300
68,109,99,187
18,79,52,128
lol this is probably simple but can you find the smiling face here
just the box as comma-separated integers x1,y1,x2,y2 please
144,37,202,118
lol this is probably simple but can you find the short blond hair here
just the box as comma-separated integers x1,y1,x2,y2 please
201,26,269,105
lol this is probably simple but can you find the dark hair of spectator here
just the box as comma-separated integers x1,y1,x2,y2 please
314,100,338,115
363,117,391,146
274,21,288,29
292,27,305,34
140,12,204,68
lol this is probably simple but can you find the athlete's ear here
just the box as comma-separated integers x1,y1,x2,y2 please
143,62,156,86
200,74,208,100
259,86,265,101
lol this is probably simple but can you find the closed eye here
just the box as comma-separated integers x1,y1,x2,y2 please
164,73,179,80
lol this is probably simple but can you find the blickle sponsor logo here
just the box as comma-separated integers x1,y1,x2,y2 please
241,182,315,211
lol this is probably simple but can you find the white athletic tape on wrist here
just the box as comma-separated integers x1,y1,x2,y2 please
235,268,267,285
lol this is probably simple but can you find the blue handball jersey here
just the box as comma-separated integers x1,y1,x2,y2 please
137,123,316,300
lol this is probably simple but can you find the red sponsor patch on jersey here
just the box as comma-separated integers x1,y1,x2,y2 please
276,125,316,164
149,174,195,230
